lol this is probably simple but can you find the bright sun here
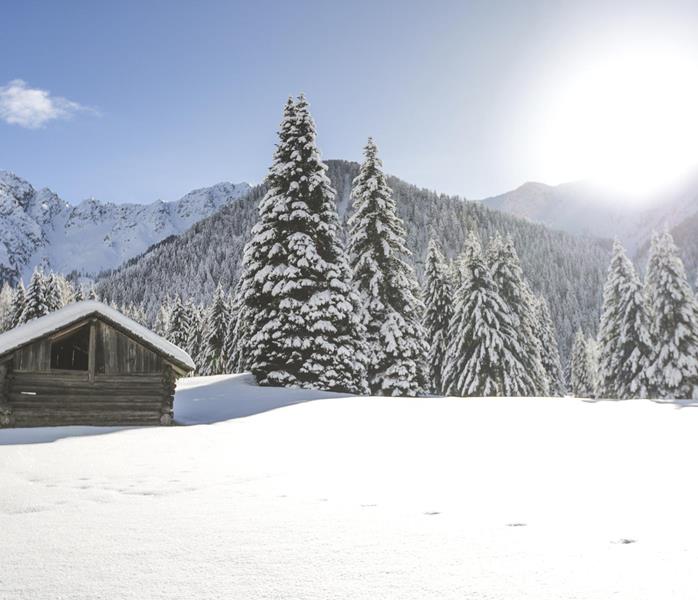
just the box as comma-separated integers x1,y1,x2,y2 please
539,43,698,198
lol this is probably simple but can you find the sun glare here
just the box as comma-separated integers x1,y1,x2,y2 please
538,43,698,199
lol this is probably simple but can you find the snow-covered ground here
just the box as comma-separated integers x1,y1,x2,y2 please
1,375,698,599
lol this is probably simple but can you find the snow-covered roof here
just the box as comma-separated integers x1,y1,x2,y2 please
0,301,195,371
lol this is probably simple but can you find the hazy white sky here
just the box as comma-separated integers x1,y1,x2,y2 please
2,0,698,203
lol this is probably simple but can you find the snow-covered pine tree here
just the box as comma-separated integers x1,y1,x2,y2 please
532,294,566,396
347,138,427,396
166,297,191,350
44,273,63,312
569,329,595,398
452,230,482,288
124,303,147,325
487,233,549,396
185,302,204,374
422,239,453,394
644,231,698,399
586,336,600,396
54,274,76,307
442,244,539,396
597,241,652,399
199,285,229,376
224,278,247,374
88,287,98,301
9,282,26,328
0,283,14,332
220,290,237,371
21,270,49,323
154,297,172,337
235,95,367,393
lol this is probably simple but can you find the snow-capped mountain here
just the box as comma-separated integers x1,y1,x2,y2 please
0,171,250,284
480,170,698,255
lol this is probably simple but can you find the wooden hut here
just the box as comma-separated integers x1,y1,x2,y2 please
0,301,195,428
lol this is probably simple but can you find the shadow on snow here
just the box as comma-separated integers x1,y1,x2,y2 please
0,373,347,446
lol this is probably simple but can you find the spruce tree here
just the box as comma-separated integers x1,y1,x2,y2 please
0,283,14,332
44,273,63,312
645,231,698,399
123,303,147,325
166,297,191,350
235,95,367,393
452,230,482,288
347,138,427,396
185,302,204,374
423,239,453,394
487,233,549,396
10,282,26,328
442,245,538,396
200,285,229,375
597,241,652,398
532,295,566,396
224,278,247,374
586,336,600,395
21,270,49,323
569,329,595,398
154,297,172,337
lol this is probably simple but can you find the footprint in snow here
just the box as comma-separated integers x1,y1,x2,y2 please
506,523,527,527
424,511,441,516
614,538,637,545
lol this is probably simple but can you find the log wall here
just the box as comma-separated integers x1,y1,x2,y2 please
7,370,175,427
0,360,13,427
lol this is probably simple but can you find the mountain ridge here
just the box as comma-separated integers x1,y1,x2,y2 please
0,171,251,284
480,171,698,268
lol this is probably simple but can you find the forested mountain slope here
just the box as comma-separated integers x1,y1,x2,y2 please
96,160,611,357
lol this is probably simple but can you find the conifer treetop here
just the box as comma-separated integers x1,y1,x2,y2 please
237,95,368,393
443,247,538,397
645,231,698,399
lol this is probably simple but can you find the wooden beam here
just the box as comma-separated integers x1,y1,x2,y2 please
88,320,96,383
47,319,90,342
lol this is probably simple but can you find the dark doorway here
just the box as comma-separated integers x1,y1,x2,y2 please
50,325,90,371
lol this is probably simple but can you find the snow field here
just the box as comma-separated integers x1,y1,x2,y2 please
1,374,697,599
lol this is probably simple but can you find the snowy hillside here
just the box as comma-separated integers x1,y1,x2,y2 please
2,375,698,599
482,171,698,256
0,171,250,284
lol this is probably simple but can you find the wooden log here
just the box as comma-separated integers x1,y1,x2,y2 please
13,372,165,382
0,360,14,427
9,384,165,395
10,374,165,386
12,409,162,418
10,398,165,409
88,320,96,383
13,416,162,427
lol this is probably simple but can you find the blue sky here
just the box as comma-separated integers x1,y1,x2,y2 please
2,0,698,204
